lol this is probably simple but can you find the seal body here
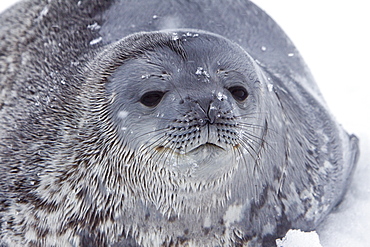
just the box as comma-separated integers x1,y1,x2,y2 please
0,0,359,246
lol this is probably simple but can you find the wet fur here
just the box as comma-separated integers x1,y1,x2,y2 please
0,0,359,246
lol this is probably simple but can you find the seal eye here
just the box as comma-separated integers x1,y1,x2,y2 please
140,91,165,107
228,86,248,102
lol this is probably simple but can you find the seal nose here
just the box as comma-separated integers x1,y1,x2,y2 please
194,98,220,125
207,102,218,124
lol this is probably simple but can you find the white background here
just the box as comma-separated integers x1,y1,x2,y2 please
252,2,370,246
1,1,369,246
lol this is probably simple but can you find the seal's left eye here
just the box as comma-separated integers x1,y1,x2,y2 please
140,91,165,107
228,86,248,102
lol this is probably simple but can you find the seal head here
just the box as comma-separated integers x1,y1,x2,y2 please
86,32,272,246
107,31,265,183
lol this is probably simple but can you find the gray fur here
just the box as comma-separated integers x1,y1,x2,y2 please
0,0,359,246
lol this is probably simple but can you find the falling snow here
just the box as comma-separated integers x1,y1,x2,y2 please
0,1,369,247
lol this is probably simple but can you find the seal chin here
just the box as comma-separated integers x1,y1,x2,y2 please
155,140,237,180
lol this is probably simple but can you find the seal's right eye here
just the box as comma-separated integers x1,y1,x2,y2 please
140,91,165,107
228,86,248,102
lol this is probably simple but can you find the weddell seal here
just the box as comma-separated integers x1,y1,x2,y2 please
0,0,359,246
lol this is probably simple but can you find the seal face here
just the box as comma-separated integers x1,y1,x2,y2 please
0,1,359,247
107,33,263,183
99,33,276,245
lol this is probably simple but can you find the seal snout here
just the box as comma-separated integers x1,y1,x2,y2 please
194,99,222,126
164,93,240,154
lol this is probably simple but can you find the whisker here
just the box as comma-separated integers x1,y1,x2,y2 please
233,110,269,118
237,124,280,137
133,126,172,140
236,136,259,160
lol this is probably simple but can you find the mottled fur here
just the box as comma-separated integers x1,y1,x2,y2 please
0,1,359,247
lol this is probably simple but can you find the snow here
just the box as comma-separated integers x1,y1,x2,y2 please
87,22,101,31
195,67,210,78
0,2,16,12
276,230,322,247
89,36,103,46
1,1,369,247
253,1,370,246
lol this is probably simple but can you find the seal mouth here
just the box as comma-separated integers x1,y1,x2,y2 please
188,142,225,153
156,142,227,155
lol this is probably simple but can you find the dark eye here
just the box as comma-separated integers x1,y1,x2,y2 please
228,86,248,102
140,91,165,107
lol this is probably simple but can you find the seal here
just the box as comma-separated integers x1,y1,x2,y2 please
0,0,359,246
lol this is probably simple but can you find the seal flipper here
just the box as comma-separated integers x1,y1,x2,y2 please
348,134,360,169
331,133,360,211
342,134,360,194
